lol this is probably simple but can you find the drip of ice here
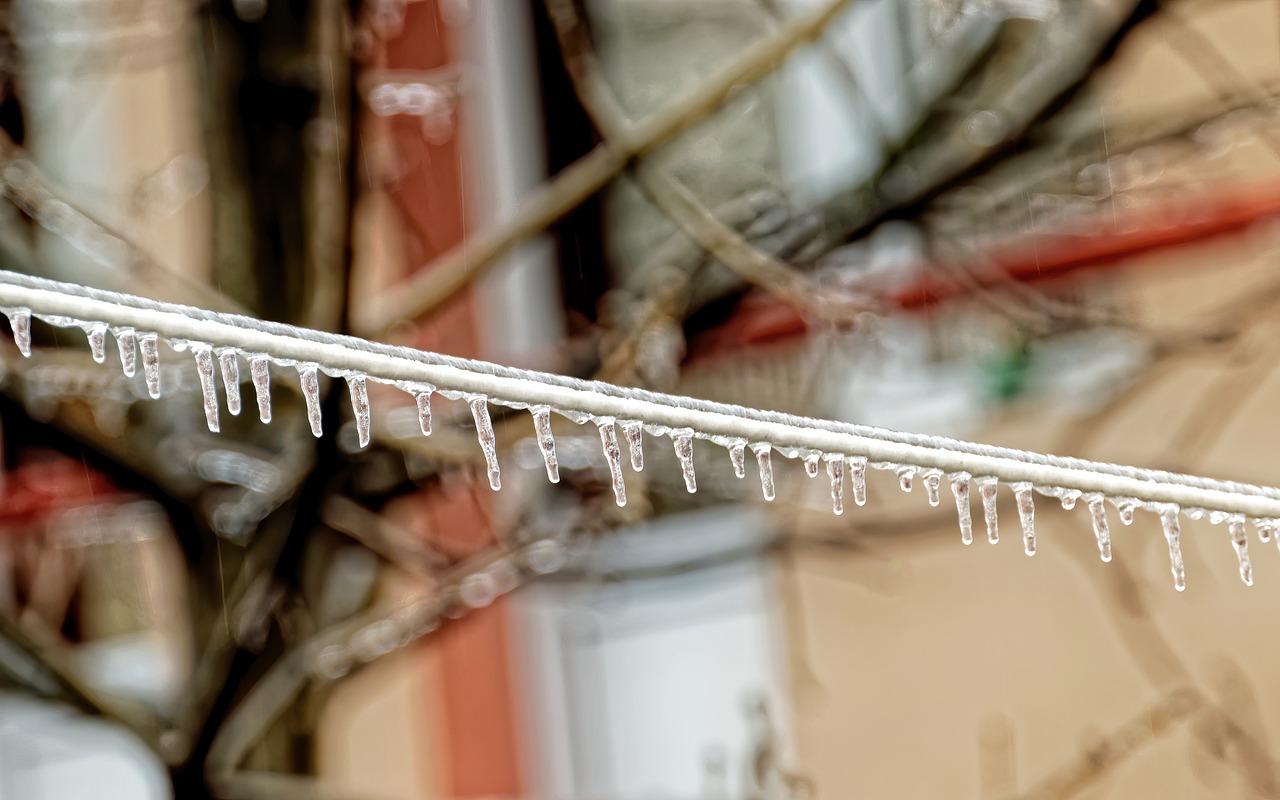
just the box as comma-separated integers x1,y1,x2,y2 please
922,471,941,507
219,350,241,416
251,357,272,423
193,347,219,433
86,323,107,363
1060,490,1081,510
1229,517,1252,586
415,388,433,436
729,443,746,479
1160,508,1186,592
673,432,697,493
299,365,322,437
622,421,644,471
116,328,137,378
348,375,371,448
598,420,626,507
825,455,844,515
8,308,30,357
139,333,161,398
1087,495,1111,562
1013,482,1035,556
977,478,999,544
1117,500,1136,526
950,473,972,545
469,397,501,491
1257,521,1273,543
848,456,867,506
532,407,559,483
751,443,775,501
803,452,819,478
897,467,915,493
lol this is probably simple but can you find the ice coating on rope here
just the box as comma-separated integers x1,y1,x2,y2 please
848,456,867,506
825,455,844,515
598,420,626,507
87,323,107,363
978,477,999,544
194,346,219,433
898,467,915,493
1088,495,1111,562
1161,508,1186,592
803,452,819,478
674,432,697,493
532,407,559,483
219,350,241,416
348,375,371,448
922,471,941,507
622,421,644,472
415,388,433,436
251,356,272,423
1229,517,1252,586
116,328,136,378
299,365,322,437
469,397,501,491
139,333,161,398
1013,482,1035,556
751,443,775,501
8,308,30,357
730,442,746,479
950,473,972,545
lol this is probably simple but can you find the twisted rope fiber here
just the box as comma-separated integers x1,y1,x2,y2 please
1,269,1277,516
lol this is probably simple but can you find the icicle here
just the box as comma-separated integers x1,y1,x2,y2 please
729,443,746,479
250,357,272,423
825,455,844,515
116,328,137,378
673,432,697,493
1160,509,1185,592
1087,495,1111,562
622,421,644,471
752,443,775,501
848,456,867,506
299,365,322,437
1013,482,1036,556
86,323,107,364
951,473,972,545
1229,517,1252,586
469,397,501,491
922,471,941,507
219,350,241,416
348,376,371,448
977,477,999,544
803,452,819,478
598,420,626,507
139,333,161,398
7,309,30,357
897,467,915,493
532,407,559,483
1060,490,1081,511
415,388,433,436
193,346,219,433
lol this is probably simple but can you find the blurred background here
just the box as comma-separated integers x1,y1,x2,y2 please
1,0,1280,797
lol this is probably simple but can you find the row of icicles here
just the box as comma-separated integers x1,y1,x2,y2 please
5,308,1273,592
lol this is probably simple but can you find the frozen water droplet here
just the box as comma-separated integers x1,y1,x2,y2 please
1013,482,1035,556
1229,517,1252,586
219,350,241,415
673,432,697,493
598,420,626,507
752,443,774,501
415,388,433,436
922,471,941,507
459,572,495,609
299,365,322,437
1088,495,1111,562
1208,510,1228,526
250,357,272,423
977,478,999,544
825,455,844,515
803,453,819,478
1256,520,1273,543
848,456,867,506
1160,509,1186,592
139,333,161,398
116,328,137,377
1060,490,1081,511
524,539,566,575
729,443,746,480
469,397,501,491
950,473,972,545
348,375,371,448
897,467,915,493
1117,500,1136,526
622,421,644,472
7,308,30,357
86,323,107,363
532,407,559,483
193,347,220,432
